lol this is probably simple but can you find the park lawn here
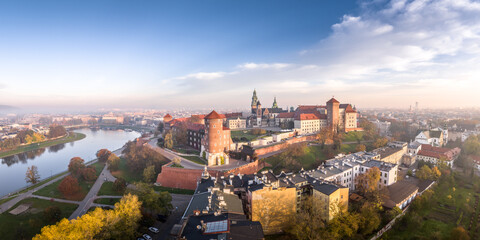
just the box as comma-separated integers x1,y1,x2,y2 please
0,196,15,205
0,132,86,158
97,181,124,196
172,146,200,155
153,186,195,195
94,197,121,205
110,157,143,183
340,143,359,154
182,155,207,165
33,163,104,201
0,197,78,240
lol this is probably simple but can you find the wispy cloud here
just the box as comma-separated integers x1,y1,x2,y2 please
237,62,292,70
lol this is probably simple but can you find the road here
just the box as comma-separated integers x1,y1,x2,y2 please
147,139,248,171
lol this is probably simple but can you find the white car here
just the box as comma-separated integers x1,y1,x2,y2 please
148,227,159,233
143,234,152,240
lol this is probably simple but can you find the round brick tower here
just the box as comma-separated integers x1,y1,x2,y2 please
202,110,230,166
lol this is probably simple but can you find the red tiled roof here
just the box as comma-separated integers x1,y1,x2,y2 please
297,105,325,112
417,145,461,161
277,112,295,118
164,114,172,118
205,110,224,119
327,98,339,104
295,112,326,120
187,123,205,131
470,155,480,164
224,112,242,118
191,114,205,119
344,104,357,113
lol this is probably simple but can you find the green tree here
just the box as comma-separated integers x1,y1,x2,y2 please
358,202,381,235
157,122,164,132
43,206,62,223
373,137,388,148
107,153,120,171
416,165,433,180
143,165,156,183
287,196,326,240
68,157,85,176
355,144,366,152
126,182,172,214
464,135,480,155
25,165,41,185
113,178,126,193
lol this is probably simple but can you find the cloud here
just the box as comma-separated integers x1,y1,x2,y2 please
156,0,480,108
238,62,291,70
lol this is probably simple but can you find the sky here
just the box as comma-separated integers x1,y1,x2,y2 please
1,0,480,112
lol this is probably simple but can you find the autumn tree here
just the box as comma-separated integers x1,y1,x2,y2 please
122,141,168,173
107,153,120,171
287,196,326,240
357,202,381,235
126,182,172,214
356,167,383,206
25,165,41,185
143,165,156,183
96,149,112,163
359,118,378,140
355,144,366,152
34,194,142,240
68,157,85,176
81,167,97,182
450,226,470,240
373,137,388,149
58,176,80,196
464,135,480,155
172,122,188,146
163,132,173,149
48,125,67,138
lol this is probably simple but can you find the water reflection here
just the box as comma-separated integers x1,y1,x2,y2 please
1,148,46,166
48,143,66,153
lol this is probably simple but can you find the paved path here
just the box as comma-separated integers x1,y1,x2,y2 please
31,195,81,205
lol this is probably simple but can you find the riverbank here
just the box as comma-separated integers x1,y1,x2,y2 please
0,132,86,158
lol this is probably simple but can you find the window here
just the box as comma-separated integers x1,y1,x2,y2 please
384,180,386,184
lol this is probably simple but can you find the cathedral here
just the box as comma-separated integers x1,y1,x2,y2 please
250,89,287,127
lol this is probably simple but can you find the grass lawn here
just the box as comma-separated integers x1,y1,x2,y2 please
153,186,195,195
94,197,120,205
264,145,327,173
0,132,86,158
110,157,143,183
172,146,200,155
231,130,262,142
0,196,15,205
0,197,78,240
340,143,359,154
33,162,105,201
341,131,364,142
182,155,207,165
97,181,123,196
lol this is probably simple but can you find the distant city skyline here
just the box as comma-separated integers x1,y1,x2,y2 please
1,0,480,111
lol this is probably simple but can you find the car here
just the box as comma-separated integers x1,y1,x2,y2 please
136,238,144,240
148,227,159,233
142,234,152,240
157,214,167,222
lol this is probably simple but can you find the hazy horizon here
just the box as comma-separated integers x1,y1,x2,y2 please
1,0,480,110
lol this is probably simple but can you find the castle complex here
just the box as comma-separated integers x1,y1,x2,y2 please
250,89,359,134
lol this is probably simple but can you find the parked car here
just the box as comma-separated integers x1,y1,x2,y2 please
157,214,167,222
142,234,152,240
136,238,144,240
148,227,159,233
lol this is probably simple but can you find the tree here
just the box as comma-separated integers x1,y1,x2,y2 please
416,165,433,180
157,122,164,132
172,122,188,146
355,144,366,152
143,165,156,183
34,194,142,240
287,196,326,240
464,135,480,155
126,182,172,214
68,157,85,176
58,176,81,196
357,202,381,235
48,125,67,138
450,226,470,240
356,167,383,206
164,132,173,149
81,167,97,182
25,165,40,185
122,141,168,173
373,137,388,149
172,157,182,167
96,149,112,163
107,153,120,171
113,178,126,193
43,206,62,223
359,118,379,140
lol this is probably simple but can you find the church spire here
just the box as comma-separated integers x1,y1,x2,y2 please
251,89,258,107
272,96,278,108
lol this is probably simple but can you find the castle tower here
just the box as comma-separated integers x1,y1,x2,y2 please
272,96,278,108
201,110,231,166
327,97,340,132
251,89,258,114
163,114,173,123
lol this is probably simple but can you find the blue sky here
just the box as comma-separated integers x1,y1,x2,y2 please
1,0,480,111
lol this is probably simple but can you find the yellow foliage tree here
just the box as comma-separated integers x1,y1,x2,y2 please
33,194,142,240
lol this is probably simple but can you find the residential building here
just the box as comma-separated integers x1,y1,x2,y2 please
310,182,349,220
226,117,246,129
416,144,461,167
382,180,419,210
415,129,445,147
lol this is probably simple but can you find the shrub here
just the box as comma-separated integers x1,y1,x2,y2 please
113,178,126,193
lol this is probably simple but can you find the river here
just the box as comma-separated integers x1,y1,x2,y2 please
0,128,141,196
